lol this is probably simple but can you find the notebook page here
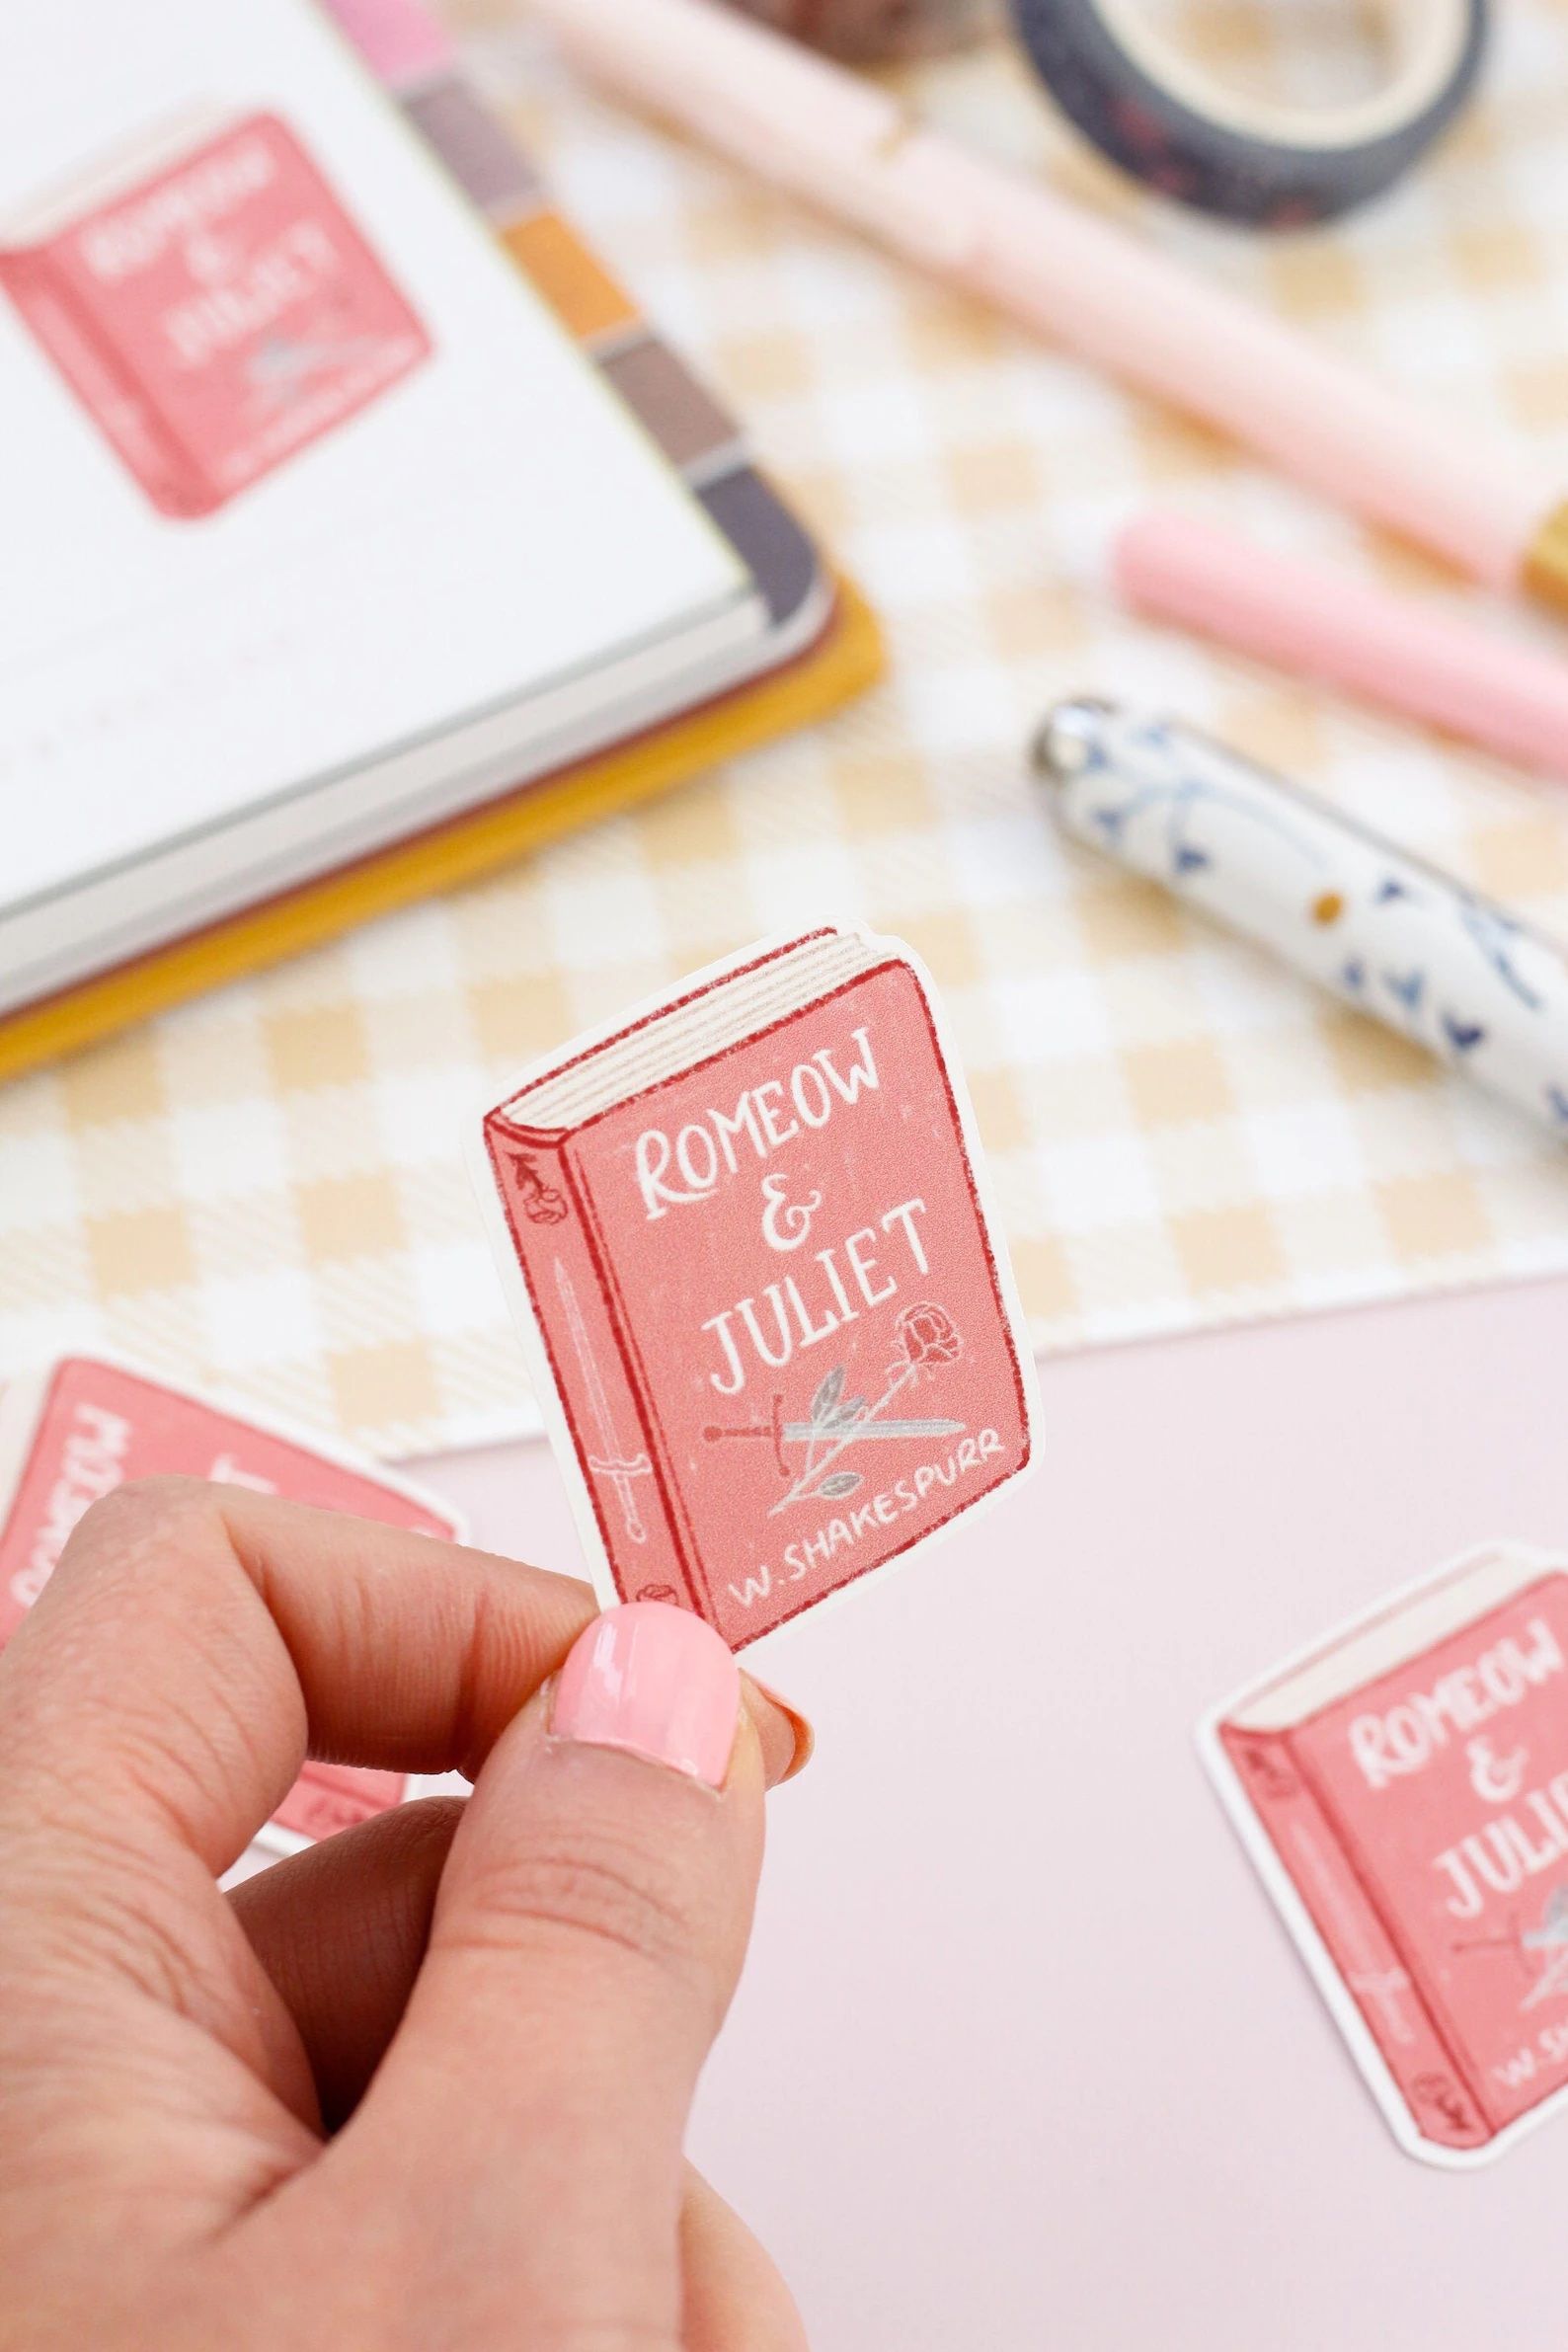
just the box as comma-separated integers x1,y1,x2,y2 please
0,0,749,914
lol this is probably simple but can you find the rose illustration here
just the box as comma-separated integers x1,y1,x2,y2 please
896,1300,961,1372
753,1300,967,1518
510,1152,569,1225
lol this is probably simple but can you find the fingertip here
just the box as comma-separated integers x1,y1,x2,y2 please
551,1603,741,1790
742,1675,814,1788
547,1606,814,1794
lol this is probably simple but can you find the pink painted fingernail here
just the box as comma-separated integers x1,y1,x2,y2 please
551,1603,740,1788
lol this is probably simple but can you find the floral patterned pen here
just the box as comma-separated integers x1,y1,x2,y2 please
1033,698,1568,1140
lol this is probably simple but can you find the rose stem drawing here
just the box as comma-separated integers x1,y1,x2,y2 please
704,1301,965,1517
1453,1885,1568,2010
554,1258,652,1543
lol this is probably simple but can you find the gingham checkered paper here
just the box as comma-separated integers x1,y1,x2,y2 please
6,0,1568,1458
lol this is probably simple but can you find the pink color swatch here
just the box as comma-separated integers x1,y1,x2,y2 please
322,0,456,87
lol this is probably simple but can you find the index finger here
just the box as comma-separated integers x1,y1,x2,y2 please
0,1477,593,1877
0,1480,802,2230
0,1478,803,1874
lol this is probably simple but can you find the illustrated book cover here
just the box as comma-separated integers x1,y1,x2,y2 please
0,106,430,516
473,925,1038,1650
1203,1542,1568,2165
0,1352,464,1855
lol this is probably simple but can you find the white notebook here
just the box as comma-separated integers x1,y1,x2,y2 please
0,0,780,1013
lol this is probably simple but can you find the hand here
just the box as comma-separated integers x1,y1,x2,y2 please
0,1478,811,2350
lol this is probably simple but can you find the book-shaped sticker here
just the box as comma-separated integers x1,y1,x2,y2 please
1203,1543,1568,2165
0,1353,462,1854
0,110,430,516
473,926,1038,1649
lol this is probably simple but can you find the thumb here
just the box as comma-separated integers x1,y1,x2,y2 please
321,1603,765,2345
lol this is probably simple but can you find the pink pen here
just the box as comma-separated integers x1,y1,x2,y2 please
1117,510,1568,779
525,0,1568,615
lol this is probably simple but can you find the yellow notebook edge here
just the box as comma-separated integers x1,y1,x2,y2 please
0,575,883,1083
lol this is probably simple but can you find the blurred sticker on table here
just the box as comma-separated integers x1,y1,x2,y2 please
0,1352,465,1856
1203,1540,1568,2165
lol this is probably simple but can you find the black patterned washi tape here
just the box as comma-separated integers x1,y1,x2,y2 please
1011,0,1486,227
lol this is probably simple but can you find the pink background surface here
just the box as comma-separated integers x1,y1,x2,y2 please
415,1273,1568,2352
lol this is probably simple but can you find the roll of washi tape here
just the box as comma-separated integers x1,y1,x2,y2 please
1010,0,1486,226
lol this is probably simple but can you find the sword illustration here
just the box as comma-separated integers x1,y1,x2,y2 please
1522,1887,1568,2007
247,334,404,401
1452,1886,1568,2011
703,1394,963,1478
707,1415,966,1445
555,1258,652,1544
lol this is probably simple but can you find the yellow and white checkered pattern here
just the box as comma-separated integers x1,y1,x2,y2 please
5,0,1568,1457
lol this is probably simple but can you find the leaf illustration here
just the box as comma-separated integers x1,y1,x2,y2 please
817,1471,862,1500
810,1368,845,1426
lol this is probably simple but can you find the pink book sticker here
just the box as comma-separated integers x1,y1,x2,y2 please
270,1762,410,1842
2,111,429,515
1205,1542,1568,2165
0,1355,463,1849
472,926,1038,1650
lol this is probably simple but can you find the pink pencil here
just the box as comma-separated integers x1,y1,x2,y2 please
529,0,1568,615
1117,510,1568,778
